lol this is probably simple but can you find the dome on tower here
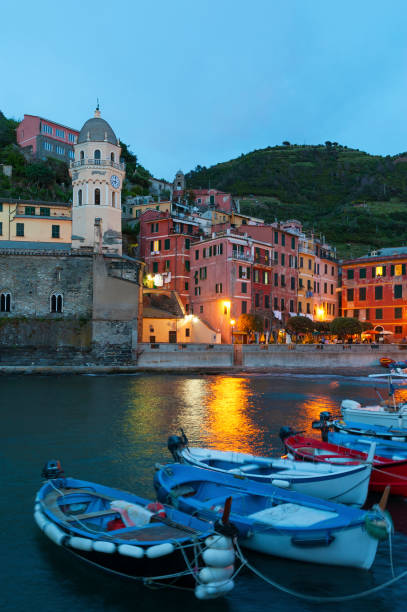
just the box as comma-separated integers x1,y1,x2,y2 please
77,108,118,145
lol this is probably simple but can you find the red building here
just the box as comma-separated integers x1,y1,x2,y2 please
341,247,407,340
138,210,201,307
16,114,79,163
174,189,235,213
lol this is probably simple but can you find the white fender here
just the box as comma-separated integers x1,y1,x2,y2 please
146,543,175,559
202,547,235,568
271,479,291,489
69,536,93,552
195,579,234,599
204,535,233,550
34,502,41,512
34,511,47,531
44,522,68,546
93,541,116,554
118,544,144,559
199,565,234,584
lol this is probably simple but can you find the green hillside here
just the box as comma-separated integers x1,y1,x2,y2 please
0,111,151,202
186,143,407,257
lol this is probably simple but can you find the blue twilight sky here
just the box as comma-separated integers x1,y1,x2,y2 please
2,0,407,180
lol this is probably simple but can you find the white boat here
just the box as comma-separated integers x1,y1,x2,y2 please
341,373,407,428
167,436,374,506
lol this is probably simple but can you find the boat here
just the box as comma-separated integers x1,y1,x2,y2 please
282,431,407,496
34,460,236,600
333,419,407,442
328,430,407,460
167,433,373,506
340,373,407,428
154,463,389,570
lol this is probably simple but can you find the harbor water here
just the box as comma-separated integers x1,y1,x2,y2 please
1,373,406,612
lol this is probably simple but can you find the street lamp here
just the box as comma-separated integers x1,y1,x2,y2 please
230,319,236,344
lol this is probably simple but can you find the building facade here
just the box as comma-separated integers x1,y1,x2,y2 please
341,247,407,340
16,114,79,163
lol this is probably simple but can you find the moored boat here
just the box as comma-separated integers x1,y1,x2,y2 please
167,433,373,506
333,419,407,442
154,463,388,570
34,460,236,600
282,432,407,496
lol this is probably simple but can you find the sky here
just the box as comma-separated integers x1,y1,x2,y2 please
2,0,407,179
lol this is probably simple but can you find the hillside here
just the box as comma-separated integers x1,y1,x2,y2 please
0,111,151,203
186,143,407,257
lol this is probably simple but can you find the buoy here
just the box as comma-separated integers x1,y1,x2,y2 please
199,565,234,584
69,536,93,552
195,579,234,599
34,511,47,531
271,479,291,489
202,547,235,568
44,522,68,546
146,543,175,559
204,535,233,550
93,541,116,554
117,544,144,559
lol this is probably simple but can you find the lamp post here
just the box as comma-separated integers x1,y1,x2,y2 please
230,319,236,344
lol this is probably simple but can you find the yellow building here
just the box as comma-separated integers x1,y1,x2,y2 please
0,199,72,247
125,200,172,220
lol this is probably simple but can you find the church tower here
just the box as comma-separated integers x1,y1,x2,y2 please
173,170,185,192
70,107,125,254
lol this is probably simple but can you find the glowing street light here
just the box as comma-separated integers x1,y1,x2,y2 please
230,319,236,344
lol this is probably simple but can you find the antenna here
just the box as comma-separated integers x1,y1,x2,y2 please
96,97,100,111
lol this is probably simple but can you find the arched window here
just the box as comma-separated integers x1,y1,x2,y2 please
0,291,11,312
112,191,116,207
50,293,63,313
94,149,101,165
78,189,82,206
110,152,115,163
95,188,100,205
80,150,84,165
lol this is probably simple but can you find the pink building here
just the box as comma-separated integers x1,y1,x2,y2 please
16,114,79,163
189,230,274,343
174,189,234,213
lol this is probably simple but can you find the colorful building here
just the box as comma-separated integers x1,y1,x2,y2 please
341,247,407,340
174,188,235,213
0,198,71,248
17,114,79,163
138,210,201,306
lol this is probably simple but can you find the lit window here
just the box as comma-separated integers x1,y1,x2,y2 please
395,264,403,276
376,266,383,277
153,240,160,252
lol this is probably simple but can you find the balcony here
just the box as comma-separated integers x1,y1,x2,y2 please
253,255,272,267
230,251,253,263
70,158,125,171
299,245,316,255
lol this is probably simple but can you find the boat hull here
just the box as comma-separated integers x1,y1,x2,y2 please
341,406,407,429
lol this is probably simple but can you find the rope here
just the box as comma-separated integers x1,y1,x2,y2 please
234,537,406,603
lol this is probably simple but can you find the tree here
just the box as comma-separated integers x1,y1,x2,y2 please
286,315,313,335
237,314,263,335
282,141,291,146
330,317,362,338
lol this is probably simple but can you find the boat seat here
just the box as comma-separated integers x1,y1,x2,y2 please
65,509,117,522
228,464,260,473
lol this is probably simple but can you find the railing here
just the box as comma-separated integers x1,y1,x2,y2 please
230,251,253,263
70,159,125,171
299,245,316,255
254,255,272,266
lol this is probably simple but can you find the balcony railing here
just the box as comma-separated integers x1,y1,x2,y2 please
230,251,253,263
70,159,125,171
254,255,272,266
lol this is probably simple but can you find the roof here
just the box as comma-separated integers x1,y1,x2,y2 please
143,292,184,318
0,241,71,251
78,116,117,145
343,246,407,264
21,114,79,134
0,198,71,207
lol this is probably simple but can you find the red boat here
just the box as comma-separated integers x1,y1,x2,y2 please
283,434,407,497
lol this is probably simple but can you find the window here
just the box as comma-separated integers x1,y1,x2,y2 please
0,221,2,235
152,262,158,273
195,249,199,260
253,269,259,282
274,297,278,310
395,307,402,319
255,293,260,307
185,238,190,250
366,308,370,320
123,205,127,213
194,287,201,296
331,266,335,276
347,269,354,279
94,149,101,164
40,207,50,216
396,326,403,334
153,239,161,252
185,260,190,272
215,283,223,293
164,260,170,271
241,282,247,293
291,277,295,290
169,331,177,343
359,268,366,279
50,293,63,313
242,301,247,314
200,305,204,313
265,295,270,308
52,225,60,238
376,266,385,277
353,309,359,319
185,282,189,290
290,299,294,312
298,301,302,313
347,288,354,301
151,223,158,233
111,152,115,162
78,190,82,206
300,257,303,268
308,259,312,270
199,267,207,280
44,142,53,151
274,231,278,244
0,291,11,312
281,234,285,246
94,188,100,205
324,264,327,274
394,285,402,299
324,282,327,293
281,298,285,310
274,273,278,286
375,286,383,300
375,308,383,320
164,238,170,250
112,192,116,207
291,237,295,249
281,274,285,287
299,278,303,288
281,253,285,266
264,271,269,284
25,207,35,215
330,284,334,295
209,246,212,257
56,145,64,155
56,128,65,138
274,251,278,263
359,287,366,300
185,328,190,337
42,124,53,134
16,223,24,237
306,303,310,314
80,150,84,160
393,264,403,276
69,133,76,143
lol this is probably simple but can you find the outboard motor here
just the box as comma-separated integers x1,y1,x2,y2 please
167,435,185,462
312,411,332,442
279,426,295,450
42,459,64,480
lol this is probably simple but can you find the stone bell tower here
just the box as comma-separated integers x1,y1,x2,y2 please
69,107,125,254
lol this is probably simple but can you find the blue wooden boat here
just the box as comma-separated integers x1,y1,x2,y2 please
154,463,389,570
34,461,236,599
333,419,407,442
328,431,407,460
